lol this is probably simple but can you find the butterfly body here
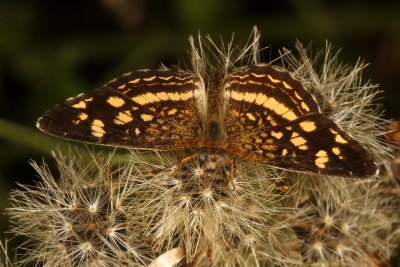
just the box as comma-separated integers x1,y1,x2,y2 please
37,65,377,178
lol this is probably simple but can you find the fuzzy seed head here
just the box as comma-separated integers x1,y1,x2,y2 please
8,151,150,266
127,150,292,265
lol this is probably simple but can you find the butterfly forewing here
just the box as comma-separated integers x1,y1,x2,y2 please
224,65,319,129
37,69,204,150
224,65,377,177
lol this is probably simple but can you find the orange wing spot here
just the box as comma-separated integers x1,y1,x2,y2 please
261,144,277,151
230,90,244,101
123,88,132,94
282,81,293,89
134,92,164,105
175,76,190,81
264,98,298,121
140,114,154,121
91,119,105,138
230,109,240,117
281,110,297,121
271,131,283,139
255,93,268,105
294,91,302,100
158,76,173,80
143,76,157,82
332,147,340,155
128,78,140,84
72,101,86,109
266,152,276,159
230,80,247,85
156,91,169,101
78,113,88,121
135,128,141,135
267,74,281,83
114,111,133,125
180,91,194,101
266,115,277,126
264,98,286,113
244,144,253,150
167,92,181,101
335,134,348,144
246,113,256,121
91,131,105,138
315,150,329,168
168,108,178,115
248,80,263,85
250,72,266,78
301,102,310,112
147,92,162,103
183,80,194,85
299,121,316,132
117,84,126,90
290,133,307,147
265,138,274,144
107,96,125,108
243,92,257,102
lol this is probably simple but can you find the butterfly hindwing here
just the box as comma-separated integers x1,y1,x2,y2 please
225,113,376,177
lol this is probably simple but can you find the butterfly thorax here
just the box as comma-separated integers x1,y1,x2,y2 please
203,70,226,143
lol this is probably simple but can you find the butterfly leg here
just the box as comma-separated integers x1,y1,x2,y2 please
224,157,236,189
273,180,290,191
145,153,198,179
171,153,198,177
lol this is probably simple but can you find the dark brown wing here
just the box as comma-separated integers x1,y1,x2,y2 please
224,65,376,177
37,69,205,150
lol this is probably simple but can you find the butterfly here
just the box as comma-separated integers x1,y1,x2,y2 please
37,64,377,177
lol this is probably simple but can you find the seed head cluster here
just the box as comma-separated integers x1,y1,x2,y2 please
9,152,151,266
7,28,400,266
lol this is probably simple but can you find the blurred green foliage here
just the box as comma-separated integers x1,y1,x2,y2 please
0,0,399,263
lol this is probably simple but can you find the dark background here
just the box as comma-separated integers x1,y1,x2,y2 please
0,0,399,264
